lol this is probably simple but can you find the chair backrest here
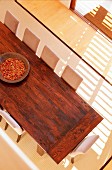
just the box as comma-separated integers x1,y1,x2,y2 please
40,46,59,70
4,11,19,34
61,65,83,90
0,110,23,135
22,28,40,52
69,135,99,157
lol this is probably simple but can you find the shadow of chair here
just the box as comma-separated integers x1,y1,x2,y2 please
40,45,59,70
61,65,83,90
0,109,25,143
69,134,99,163
4,10,19,34
22,28,40,52
84,6,112,40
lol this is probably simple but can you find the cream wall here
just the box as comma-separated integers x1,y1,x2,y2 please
0,1,112,170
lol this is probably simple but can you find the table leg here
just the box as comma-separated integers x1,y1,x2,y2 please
0,115,2,122
37,145,45,156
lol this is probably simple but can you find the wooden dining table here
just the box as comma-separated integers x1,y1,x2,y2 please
0,21,103,164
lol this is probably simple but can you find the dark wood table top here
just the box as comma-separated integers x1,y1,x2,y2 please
0,22,103,164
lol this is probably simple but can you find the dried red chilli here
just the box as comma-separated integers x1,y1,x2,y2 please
0,58,26,80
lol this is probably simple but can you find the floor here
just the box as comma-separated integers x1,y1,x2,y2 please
60,1,112,40
60,0,112,15
0,114,111,170
0,128,38,170
15,0,112,85
0,119,73,170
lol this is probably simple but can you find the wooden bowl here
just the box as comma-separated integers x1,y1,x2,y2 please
0,52,30,83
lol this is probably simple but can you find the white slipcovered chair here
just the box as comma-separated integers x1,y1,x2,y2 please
0,108,25,143
22,28,40,52
4,10,19,34
69,134,99,163
61,65,83,90
40,46,59,70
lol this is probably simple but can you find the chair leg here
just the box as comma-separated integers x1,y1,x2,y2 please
71,157,74,164
0,115,2,122
37,145,45,156
4,122,9,130
16,135,21,143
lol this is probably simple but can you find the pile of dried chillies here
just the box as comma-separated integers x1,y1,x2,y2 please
0,58,26,80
